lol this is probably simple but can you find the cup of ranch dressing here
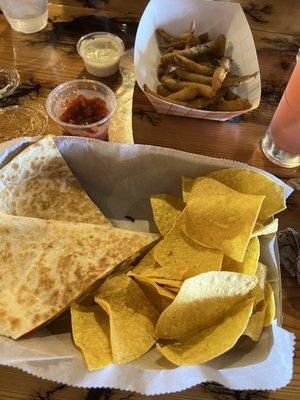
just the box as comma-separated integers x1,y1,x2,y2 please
77,32,125,77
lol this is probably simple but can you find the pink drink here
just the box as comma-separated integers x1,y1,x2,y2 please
261,53,300,167
271,59,300,153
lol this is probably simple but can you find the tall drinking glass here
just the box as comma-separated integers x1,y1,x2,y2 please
261,52,300,168
0,0,48,34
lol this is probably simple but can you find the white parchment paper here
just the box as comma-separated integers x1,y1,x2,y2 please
134,0,261,121
0,136,295,394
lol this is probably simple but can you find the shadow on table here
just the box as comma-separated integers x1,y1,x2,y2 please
77,69,123,94
248,144,299,175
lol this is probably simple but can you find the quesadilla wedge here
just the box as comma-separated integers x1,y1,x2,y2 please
0,212,159,339
0,135,109,225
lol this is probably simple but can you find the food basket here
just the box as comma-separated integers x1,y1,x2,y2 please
0,136,294,395
134,0,261,121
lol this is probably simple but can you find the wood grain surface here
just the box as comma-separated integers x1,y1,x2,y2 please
0,1,299,399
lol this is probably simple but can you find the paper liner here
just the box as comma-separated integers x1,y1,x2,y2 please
0,136,294,394
134,0,261,121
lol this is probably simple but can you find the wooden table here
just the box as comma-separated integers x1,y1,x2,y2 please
0,1,299,399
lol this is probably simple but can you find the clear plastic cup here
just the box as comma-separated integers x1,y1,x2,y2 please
77,32,125,77
0,105,48,140
46,79,116,140
0,65,20,98
0,0,48,34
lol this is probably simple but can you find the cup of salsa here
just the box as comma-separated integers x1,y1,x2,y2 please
46,79,116,140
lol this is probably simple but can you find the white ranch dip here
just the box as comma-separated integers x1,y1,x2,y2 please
77,32,124,77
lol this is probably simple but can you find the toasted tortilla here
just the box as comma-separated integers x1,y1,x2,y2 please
150,194,184,236
0,212,158,339
157,298,255,366
70,303,112,370
183,178,264,261
0,135,110,225
222,237,260,275
95,273,158,364
153,213,223,280
155,271,257,339
207,168,286,222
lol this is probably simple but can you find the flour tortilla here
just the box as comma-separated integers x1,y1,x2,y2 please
0,135,110,225
0,212,158,339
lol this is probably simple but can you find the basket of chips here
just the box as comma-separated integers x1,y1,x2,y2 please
0,136,294,394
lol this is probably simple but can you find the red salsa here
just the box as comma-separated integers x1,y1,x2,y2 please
60,95,108,125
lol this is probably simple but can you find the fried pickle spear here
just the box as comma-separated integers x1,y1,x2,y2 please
175,68,213,85
160,41,187,51
145,84,212,109
213,34,226,58
178,32,190,40
186,97,213,109
144,84,187,106
157,24,202,53
156,28,177,43
157,63,167,81
174,55,214,76
161,32,228,65
167,87,200,101
163,77,215,98
222,72,258,88
198,32,209,44
161,42,214,65
212,57,230,91
157,84,173,97
213,98,251,111
178,31,209,43
185,20,198,49
224,88,240,101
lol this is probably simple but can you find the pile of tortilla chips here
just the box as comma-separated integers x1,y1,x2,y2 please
71,168,282,369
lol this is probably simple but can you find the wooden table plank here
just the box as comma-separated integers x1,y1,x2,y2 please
235,0,300,36
51,0,149,19
51,0,300,36
0,1,299,400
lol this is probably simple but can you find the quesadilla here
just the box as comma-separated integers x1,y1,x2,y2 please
0,212,159,339
0,135,110,225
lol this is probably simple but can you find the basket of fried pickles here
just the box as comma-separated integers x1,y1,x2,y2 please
143,21,259,121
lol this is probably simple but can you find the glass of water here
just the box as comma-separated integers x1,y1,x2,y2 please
0,0,48,34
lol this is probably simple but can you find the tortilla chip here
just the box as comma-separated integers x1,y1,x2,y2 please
207,168,286,221
131,246,182,279
154,213,223,280
244,300,266,341
128,273,175,312
131,249,156,274
252,219,278,237
71,303,112,370
184,178,264,261
251,263,267,306
0,212,158,339
155,271,258,339
163,285,180,293
0,136,111,226
222,237,259,275
150,194,184,236
95,273,158,364
182,176,195,203
132,249,184,284
157,298,254,365
264,282,276,326
149,278,181,287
